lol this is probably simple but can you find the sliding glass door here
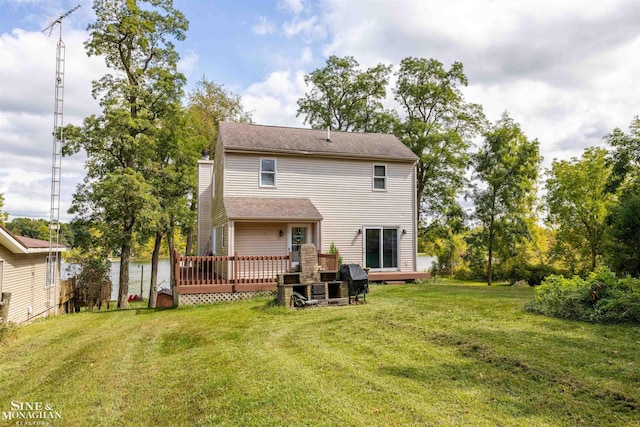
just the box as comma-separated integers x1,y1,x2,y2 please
365,227,399,270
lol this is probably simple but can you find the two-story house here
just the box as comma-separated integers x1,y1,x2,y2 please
197,122,420,280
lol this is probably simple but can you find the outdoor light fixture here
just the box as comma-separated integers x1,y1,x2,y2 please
279,230,284,237
402,229,407,235
357,229,362,235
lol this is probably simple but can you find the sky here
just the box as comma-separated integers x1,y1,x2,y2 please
1,0,639,222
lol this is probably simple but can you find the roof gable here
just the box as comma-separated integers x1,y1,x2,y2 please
218,122,417,162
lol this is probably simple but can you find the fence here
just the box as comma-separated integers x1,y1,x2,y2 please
59,278,75,314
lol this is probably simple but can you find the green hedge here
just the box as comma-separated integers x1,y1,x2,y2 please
525,269,640,324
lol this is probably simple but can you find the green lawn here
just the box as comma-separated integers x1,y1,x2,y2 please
1,282,638,426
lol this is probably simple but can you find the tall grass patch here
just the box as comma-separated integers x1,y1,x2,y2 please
526,268,640,324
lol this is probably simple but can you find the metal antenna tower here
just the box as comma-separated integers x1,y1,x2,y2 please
43,4,80,316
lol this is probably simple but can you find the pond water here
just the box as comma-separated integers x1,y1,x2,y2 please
107,259,171,301
63,259,171,301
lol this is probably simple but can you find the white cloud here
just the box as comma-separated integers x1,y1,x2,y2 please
283,16,325,40
299,46,313,64
278,0,304,15
178,50,199,79
252,16,276,36
2,0,639,223
0,27,105,220
242,70,307,127
317,0,640,167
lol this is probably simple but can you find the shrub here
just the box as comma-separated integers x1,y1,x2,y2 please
329,242,343,267
525,268,640,324
507,263,559,287
65,251,112,310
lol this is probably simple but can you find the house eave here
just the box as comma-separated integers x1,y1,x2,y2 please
224,146,417,163
0,227,68,254
228,216,323,222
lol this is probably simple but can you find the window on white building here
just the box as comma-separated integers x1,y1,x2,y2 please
260,158,277,187
373,164,387,191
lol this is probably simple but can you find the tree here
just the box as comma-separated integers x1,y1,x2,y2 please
181,77,252,256
297,55,397,132
545,147,615,274
6,218,49,241
393,57,486,228
604,117,640,276
606,188,640,276
470,113,541,285
605,116,640,193
0,193,8,225
64,0,188,309
146,109,201,307
187,76,252,153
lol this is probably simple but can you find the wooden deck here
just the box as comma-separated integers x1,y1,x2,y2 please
173,250,339,295
367,271,430,282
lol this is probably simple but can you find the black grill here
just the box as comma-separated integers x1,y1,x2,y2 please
339,264,369,303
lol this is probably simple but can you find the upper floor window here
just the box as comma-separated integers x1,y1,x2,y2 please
373,164,387,191
260,158,276,187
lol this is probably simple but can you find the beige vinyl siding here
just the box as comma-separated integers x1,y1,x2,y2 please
234,223,288,256
0,246,59,324
197,161,214,255
211,138,229,255
224,153,416,271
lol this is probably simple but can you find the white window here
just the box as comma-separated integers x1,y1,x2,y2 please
220,225,226,248
211,227,217,255
373,164,387,191
45,255,56,289
260,158,277,187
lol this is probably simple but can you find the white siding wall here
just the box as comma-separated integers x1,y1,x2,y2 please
235,223,288,256
224,153,416,271
197,160,214,255
0,246,59,324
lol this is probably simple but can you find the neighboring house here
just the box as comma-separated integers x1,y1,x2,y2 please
0,225,66,324
197,122,421,278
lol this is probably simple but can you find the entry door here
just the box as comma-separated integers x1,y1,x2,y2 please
289,225,310,267
365,227,399,270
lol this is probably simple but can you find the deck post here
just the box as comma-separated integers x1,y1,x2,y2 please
172,250,180,305
233,252,239,285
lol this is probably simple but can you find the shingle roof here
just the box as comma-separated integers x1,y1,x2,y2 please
224,197,323,221
218,122,418,162
0,224,67,254
13,235,61,249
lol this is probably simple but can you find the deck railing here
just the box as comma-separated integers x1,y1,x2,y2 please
174,251,292,294
174,250,340,294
